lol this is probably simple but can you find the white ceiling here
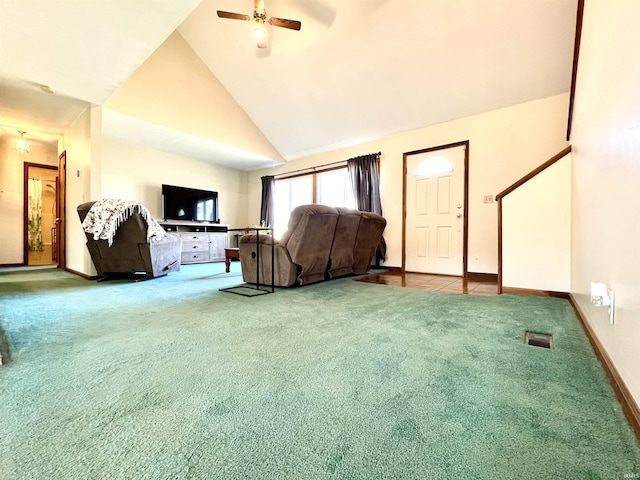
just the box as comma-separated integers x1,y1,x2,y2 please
0,0,578,169
0,0,201,145
103,109,282,171
0,76,89,144
0,0,201,105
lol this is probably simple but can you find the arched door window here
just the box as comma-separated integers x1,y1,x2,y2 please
415,156,453,177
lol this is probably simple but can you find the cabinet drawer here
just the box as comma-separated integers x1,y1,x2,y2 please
182,242,209,252
181,252,210,264
180,232,208,242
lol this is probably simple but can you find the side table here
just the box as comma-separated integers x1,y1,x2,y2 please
220,228,274,296
224,247,240,273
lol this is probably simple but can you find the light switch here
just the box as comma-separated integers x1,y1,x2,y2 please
483,195,493,204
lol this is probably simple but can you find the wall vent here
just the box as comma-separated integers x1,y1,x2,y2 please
524,331,553,349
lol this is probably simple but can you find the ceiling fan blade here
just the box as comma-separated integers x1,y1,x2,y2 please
268,17,302,31
217,11,251,21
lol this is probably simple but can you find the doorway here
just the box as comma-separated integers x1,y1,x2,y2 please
403,141,469,277
23,163,59,266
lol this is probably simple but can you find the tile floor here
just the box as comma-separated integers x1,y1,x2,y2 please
356,270,498,296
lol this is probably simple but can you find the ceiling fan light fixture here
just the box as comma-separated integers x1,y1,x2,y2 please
218,1,301,50
254,22,267,41
16,131,29,153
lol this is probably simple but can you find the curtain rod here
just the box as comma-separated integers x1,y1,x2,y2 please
272,152,381,179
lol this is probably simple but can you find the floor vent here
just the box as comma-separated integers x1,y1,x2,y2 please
524,331,553,349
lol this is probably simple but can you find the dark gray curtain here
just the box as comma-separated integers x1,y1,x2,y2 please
260,175,275,228
347,152,386,262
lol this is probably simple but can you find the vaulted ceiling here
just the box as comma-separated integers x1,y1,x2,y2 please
0,0,578,170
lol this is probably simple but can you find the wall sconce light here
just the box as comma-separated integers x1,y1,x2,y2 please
15,131,29,153
590,282,615,324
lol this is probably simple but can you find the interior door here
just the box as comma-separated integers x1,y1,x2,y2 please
405,145,465,275
24,163,58,266
57,151,66,270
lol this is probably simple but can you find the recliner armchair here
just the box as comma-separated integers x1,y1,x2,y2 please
77,201,182,281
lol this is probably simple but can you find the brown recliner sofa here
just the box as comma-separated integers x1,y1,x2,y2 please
77,201,182,281
239,204,340,287
239,204,386,287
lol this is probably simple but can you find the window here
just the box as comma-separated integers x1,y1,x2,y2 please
317,169,356,210
415,156,453,177
274,175,313,238
273,166,356,238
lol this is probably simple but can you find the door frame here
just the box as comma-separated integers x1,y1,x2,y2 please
402,140,470,277
22,162,59,266
58,151,67,270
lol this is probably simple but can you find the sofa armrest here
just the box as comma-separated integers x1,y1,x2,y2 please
239,234,298,286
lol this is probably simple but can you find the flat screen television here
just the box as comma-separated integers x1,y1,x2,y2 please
162,184,219,223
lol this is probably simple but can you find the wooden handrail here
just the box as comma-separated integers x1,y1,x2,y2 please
496,145,572,293
496,146,571,200
567,0,585,141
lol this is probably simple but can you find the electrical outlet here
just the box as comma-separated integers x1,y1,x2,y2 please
483,195,493,204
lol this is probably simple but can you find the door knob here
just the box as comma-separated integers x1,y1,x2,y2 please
456,213,462,218
457,204,462,209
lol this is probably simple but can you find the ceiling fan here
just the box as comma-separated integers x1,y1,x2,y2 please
217,0,302,48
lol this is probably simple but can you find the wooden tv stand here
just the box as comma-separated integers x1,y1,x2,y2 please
160,221,229,265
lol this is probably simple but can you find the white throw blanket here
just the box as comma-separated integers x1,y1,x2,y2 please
81,199,166,246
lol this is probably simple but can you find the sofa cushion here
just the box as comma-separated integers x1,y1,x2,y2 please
328,207,361,278
280,205,339,285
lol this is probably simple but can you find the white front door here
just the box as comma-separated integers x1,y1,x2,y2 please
405,146,465,276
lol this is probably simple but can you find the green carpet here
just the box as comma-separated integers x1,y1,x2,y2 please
0,264,638,479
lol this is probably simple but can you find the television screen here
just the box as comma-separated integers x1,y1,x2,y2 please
162,184,219,222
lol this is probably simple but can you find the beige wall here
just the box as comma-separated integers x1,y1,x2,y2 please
502,155,571,292
571,1,640,406
60,106,101,275
248,94,570,273
101,139,248,229
105,31,283,163
57,106,249,277
0,137,58,265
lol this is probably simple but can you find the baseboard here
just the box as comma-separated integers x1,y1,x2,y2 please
502,286,570,299
0,263,25,268
64,267,98,281
568,294,640,441
467,272,498,282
